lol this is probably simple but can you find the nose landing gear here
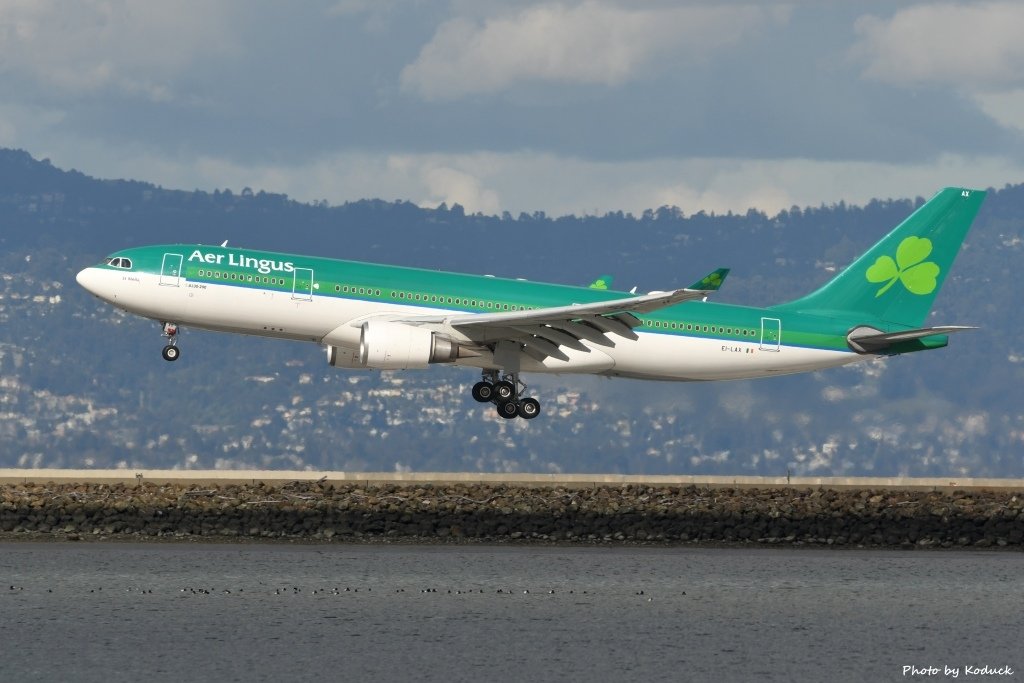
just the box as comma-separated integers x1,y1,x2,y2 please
471,370,541,419
161,322,180,362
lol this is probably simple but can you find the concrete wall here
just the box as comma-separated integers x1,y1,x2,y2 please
2,478,1022,547
1,469,1023,491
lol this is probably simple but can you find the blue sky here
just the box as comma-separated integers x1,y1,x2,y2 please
2,1,1023,216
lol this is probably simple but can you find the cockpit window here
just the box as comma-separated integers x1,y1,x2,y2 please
105,257,133,269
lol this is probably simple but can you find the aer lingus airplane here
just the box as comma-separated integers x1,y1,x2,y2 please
76,187,984,420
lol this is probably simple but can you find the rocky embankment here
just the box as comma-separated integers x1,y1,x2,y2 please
1,482,1022,547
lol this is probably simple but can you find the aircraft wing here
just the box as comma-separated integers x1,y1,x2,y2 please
400,269,729,361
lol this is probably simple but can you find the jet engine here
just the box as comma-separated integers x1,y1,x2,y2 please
358,321,461,369
322,320,463,370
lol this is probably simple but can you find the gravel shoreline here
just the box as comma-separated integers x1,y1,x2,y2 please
2,481,1021,548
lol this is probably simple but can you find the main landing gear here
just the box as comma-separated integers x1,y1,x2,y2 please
471,370,541,420
160,322,180,362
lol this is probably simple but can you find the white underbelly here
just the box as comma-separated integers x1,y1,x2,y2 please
596,331,858,380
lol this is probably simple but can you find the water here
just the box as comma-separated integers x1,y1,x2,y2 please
0,541,1021,682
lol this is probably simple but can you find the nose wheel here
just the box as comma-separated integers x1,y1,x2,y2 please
471,370,541,419
161,322,180,362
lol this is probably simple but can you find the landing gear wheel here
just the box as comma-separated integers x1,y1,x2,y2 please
471,381,494,403
517,397,540,420
493,380,516,402
496,400,519,419
160,322,181,362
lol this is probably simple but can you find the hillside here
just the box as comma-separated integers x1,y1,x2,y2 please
0,148,1021,476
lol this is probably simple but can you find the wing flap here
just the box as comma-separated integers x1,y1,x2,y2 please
511,325,591,353
521,335,570,361
578,314,638,340
554,320,616,347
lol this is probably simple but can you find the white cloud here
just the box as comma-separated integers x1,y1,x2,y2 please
326,0,404,32
0,103,67,147
973,88,1024,133
853,2,1024,90
36,141,1023,220
417,165,502,214
401,2,780,100
0,0,238,100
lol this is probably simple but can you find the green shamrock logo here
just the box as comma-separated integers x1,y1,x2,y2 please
865,236,940,297
701,273,723,288
590,278,609,290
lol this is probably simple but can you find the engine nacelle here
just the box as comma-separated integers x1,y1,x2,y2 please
326,345,364,368
355,321,460,370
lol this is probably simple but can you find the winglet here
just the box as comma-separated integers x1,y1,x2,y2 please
688,268,729,291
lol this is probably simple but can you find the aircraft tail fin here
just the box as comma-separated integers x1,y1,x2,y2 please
688,268,729,292
772,187,985,327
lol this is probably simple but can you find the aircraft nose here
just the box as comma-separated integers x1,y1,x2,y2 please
76,267,103,297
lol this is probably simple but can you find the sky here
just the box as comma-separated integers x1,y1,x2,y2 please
2,0,1024,217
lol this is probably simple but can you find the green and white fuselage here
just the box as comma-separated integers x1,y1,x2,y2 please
76,187,985,418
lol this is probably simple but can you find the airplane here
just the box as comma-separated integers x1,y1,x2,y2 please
76,187,985,420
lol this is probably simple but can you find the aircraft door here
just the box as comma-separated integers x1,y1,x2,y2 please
160,253,184,287
292,267,314,301
760,317,781,351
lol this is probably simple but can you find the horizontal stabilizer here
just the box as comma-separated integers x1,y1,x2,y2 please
847,325,977,354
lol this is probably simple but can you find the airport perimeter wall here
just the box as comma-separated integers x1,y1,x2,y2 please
1,471,1022,548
